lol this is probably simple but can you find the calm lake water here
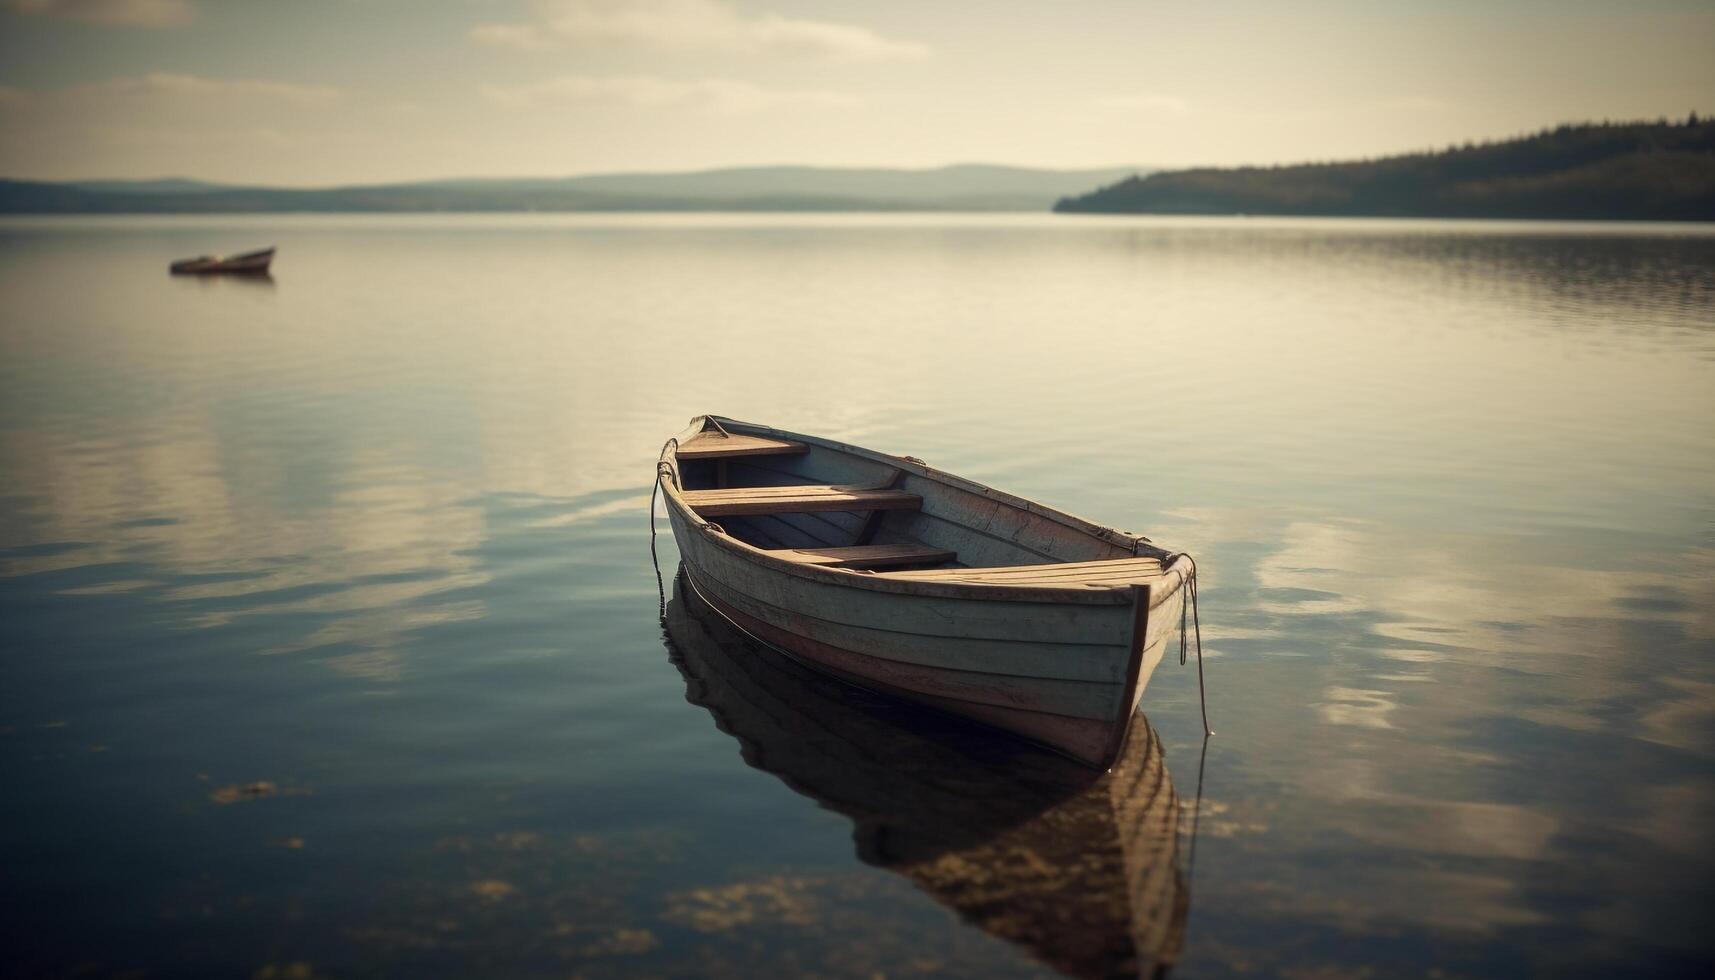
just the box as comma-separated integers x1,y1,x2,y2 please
2,214,1713,978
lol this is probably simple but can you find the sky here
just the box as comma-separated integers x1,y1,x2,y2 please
0,0,1710,186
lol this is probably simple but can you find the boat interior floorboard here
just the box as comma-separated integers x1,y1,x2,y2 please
766,544,958,570
683,485,922,518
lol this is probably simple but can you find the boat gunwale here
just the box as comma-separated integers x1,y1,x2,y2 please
660,415,1191,607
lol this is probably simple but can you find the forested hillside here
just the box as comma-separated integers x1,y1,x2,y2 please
1055,119,1714,220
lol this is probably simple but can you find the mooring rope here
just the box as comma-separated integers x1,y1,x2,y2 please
1169,553,1213,736
649,468,663,537
651,523,666,618
650,439,680,617
651,439,679,534
1179,722,1212,925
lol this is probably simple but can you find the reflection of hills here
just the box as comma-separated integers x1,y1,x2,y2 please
663,570,1187,979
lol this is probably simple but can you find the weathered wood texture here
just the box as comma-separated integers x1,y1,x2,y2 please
677,433,809,460
683,484,921,517
686,563,1142,681
767,544,956,569
663,574,1187,977
658,414,1192,767
695,579,1125,721
883,556,1164,586
717,515,829,550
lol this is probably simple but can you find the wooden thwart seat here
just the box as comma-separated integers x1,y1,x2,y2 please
767,543,956,570
881,556,1164,587
684,484,922,518
678,433,809,460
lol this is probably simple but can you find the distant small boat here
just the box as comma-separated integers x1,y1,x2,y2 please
169,247,274,275
657,415,1202,769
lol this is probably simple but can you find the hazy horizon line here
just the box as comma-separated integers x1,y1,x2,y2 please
6,161,1150,190
11,113,1704,190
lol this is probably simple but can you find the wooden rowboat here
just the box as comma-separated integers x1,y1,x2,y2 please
169,246,274,275
657,415,1197,769
663,570,1188,977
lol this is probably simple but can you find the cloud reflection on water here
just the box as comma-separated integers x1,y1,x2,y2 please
3,215,1712,977
1150,502,1714,963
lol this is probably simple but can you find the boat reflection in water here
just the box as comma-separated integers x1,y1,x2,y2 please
663,568,1189,979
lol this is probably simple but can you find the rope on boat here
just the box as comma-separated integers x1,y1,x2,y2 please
651,438,682,616
654,438,721,532
650,469,664,532
651,439,678,536
658,429,1209,734
651,516,666,619
1170,553,1214,737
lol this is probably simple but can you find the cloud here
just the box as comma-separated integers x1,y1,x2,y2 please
480,74,858,114
1096,92,1189,115
1383,96,1453,113
98,72,340,104
0,72,341,110
472,0,929,63
2,0,195,27
0,73,343,174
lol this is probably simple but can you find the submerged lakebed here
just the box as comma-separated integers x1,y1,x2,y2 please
2,214,1712,977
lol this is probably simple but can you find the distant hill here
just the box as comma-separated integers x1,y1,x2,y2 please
66,178,242,195
0,165,1145,214
1055,119,1715,221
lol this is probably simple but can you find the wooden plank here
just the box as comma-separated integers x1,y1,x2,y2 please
684,485,922,517
688,416,1146,555
693,574,1125,719
678,433,810,460
676,505,1159,608
689,483,900,499
749,514,838,549
911,479,1134,564
922,563,1163,583
883,556,1161,576
713,471,869,538
881,569,1164,587
882,557,1163,586
1102,584,1152,766
776,509,865,541
691,570,1132,682
736,450,897,487
892,509,1070,567
853,469,908,546
894,560,1161,580
671,517,1141,642
768,544,956,570
716,516,793,550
